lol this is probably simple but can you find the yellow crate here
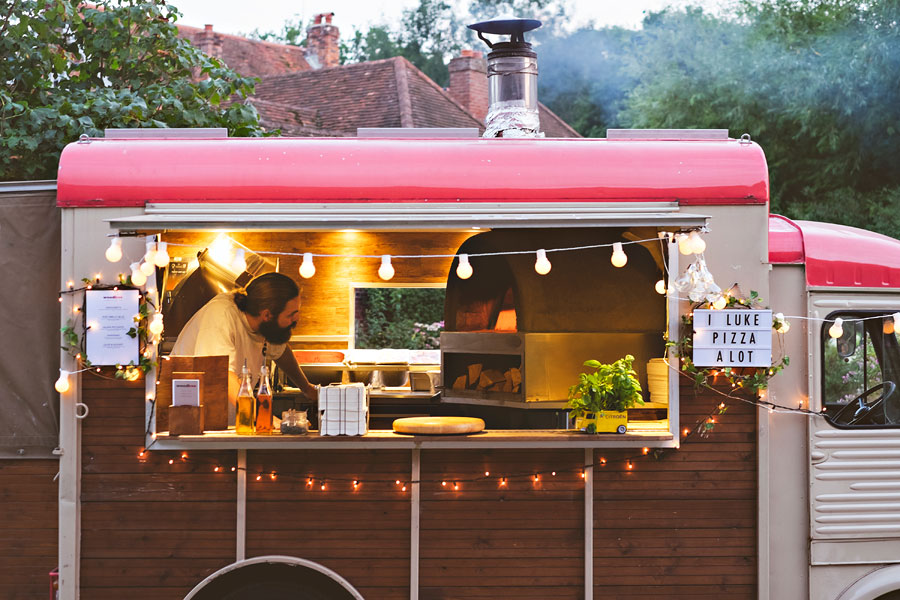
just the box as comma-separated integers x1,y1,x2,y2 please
575,411,628,434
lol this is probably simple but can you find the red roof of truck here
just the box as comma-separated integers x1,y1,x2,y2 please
56,136,768,207
769,214,900,288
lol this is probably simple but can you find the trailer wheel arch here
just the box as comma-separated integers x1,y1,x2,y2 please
837,565,900,600
183,555,366,600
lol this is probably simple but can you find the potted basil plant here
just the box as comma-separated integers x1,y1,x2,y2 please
567,354,644,434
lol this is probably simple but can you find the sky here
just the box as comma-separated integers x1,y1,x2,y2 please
171,0,700,38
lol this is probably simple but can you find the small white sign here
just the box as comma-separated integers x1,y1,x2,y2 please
172,379,201,407
693,309,772,367
84,289,140,366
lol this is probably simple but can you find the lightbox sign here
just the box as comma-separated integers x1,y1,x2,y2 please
692,309,772,367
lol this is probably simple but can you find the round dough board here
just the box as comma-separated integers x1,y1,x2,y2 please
392,416,485,435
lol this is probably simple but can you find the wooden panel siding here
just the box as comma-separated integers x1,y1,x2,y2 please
74,369,756,598
589,381,757,599
246,449,413,599
0,458,58,600
79,370,237,599
419,448,585,600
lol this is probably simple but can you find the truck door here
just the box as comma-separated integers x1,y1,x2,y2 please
808,292,900,566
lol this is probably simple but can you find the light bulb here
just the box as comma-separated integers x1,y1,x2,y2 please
378,255,394,281
54,369,70,393
139,260,155,277
689,231,706,254
893,313,900,333
712,295,727,310
148,313,164,336
231,248,247,274
105,237,123,263
610,242,627,268
209,233,233,266
299,253,316,279
130,263,147,286
677,234,692,256
780,321,791,334
655,279,667,295
534,249,551,275
153,242,170,268
144,240,157,265
829,318,844,339
456,254,473,279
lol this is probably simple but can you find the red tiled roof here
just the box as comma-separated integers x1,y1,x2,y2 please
249,99,349,137
177,24,311,77
255,57,484,135
539,103,581,138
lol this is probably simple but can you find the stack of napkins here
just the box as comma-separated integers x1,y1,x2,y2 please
318,383,369,436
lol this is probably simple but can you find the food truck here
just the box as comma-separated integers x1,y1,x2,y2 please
26,126,898,600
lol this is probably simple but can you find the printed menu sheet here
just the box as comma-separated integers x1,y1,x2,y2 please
85,289,140,366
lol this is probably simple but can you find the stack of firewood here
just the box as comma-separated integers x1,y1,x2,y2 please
451,364,521,393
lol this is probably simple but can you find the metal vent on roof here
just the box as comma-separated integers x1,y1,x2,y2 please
104,128,229,139
356,128,479,138
606,129,730,140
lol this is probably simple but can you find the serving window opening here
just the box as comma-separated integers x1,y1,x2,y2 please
146,226,675,437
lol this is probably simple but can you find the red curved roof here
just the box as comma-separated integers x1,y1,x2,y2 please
769,215,900,288
56,136,769,207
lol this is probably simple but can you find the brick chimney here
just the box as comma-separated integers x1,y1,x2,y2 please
195,24,222,59
448,50,489,124
306,12,340,69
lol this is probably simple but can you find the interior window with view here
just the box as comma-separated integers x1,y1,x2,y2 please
823,312,900,427
354,287,445,349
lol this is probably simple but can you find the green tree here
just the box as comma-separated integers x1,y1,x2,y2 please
0,0,265,181
619,1,900,238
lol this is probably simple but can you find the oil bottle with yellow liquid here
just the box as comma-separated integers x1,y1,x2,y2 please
255,365,273,434
236,360,255,435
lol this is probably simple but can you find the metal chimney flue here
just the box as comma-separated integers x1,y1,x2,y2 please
469,18,543,138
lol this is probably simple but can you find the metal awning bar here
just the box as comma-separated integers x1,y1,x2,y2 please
106,202,710,231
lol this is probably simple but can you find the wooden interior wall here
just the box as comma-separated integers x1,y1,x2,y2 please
164,231,476,346
79,370,237,599
0,458,58,600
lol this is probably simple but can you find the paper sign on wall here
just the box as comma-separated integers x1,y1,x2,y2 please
84,289,140,366
692,309,772,367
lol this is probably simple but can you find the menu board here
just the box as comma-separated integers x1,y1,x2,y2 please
692,309,772,367
84,289,140,366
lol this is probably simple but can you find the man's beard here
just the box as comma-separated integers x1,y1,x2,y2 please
258,319,296,344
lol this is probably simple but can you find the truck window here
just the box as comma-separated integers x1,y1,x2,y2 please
823,311,900,427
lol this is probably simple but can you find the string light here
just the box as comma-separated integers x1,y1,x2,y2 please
484,471,490,477
828,318,844,339
148,312,164,336
500,478,507,486
213,466,220,472
655,279,667,295
456,254,473,279
54,369,70,393
129,263,147,286
321,482,326,490
689,231,706,254
256,474,262,481
378,255,395,281
774,312,791,334
626,461,634,470
599,457,606,466
712,295,727,310
105,237,123,262
153,242,170,268
441,481,447,487
401,484,407,492
452,482,458,491
610,242,627,267
534,249,551,275
299,253,316,279
168,459,174,465
677,234,693,255
642,447,649,455
144,240,158,265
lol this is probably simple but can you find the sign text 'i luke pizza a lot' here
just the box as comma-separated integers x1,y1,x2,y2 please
692,309,773,367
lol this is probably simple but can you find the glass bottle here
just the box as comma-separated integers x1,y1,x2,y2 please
255,365,273,434
236,360,255,435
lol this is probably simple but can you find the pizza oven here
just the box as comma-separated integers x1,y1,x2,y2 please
441,228,667,407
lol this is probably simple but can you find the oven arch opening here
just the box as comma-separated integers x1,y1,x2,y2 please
184,555,366,600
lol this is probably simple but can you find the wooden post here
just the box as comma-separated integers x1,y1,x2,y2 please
411,448,420,600
237,449,247,562
584,447,593,600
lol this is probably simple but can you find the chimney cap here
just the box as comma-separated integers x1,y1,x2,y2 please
459,49,483,59
204,24,213,32
313,12,335,25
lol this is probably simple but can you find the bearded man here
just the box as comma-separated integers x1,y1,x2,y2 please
172,272,317,416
